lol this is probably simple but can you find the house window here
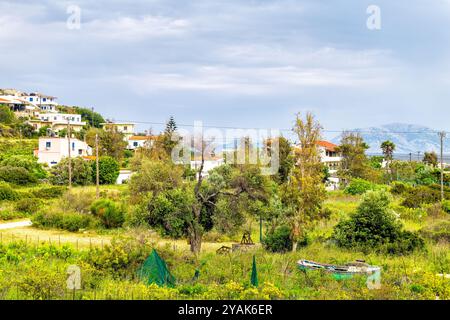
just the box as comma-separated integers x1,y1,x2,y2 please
78,149,82,155
43,98,47,102
72,142,75,151
46,142,51,149
30,98,33,102
124,126,128,131
133,142,138,147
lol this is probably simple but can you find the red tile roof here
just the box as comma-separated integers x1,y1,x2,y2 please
316,140,338,152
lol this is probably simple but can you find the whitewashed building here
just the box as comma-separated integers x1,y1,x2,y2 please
191,157,225,178
35,137,92,167
100,122,135,139
23,93,58,113
127,135,156,150
30,113,86,133
316,141,342,190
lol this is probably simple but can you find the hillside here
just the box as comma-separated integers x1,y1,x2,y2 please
332,123,450,154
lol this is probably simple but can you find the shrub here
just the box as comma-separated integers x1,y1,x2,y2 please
31,186,66,199
50,157,92,186
91,156,120,185
14,198,42,214
402,186,440,208
263,225,308,253
59,189,95,214
0,210,28,220
0,182,19,201
390,181,411,195
90,199,125,228
344,178,377,195
332,190,424,254
0,155,47,180
32,211,95,232
0,166,37,185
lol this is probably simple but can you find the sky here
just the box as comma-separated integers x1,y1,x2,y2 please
1,0,450,140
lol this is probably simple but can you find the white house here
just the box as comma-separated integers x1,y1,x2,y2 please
23,93,58,113
0,95,40,118
127,135,156,150
35,137,92,167
191,157,225,178
100,122,135,139
30,113,86,133
294,140,342,190
316,141,342,190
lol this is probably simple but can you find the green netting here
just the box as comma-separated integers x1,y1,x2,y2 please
138,249,176,287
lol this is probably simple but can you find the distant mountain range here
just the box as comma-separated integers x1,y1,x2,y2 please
331,123,450,155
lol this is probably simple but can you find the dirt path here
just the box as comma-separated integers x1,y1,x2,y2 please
0,219,32,230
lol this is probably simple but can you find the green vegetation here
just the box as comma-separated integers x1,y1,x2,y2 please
1,113,449,300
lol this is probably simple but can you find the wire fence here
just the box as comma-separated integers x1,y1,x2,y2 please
0,231,110,250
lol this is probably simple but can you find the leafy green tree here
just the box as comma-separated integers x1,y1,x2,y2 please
265,136,293,184
0,105,15,124
1,155,47,179
139,161,270,254
162,116,178,155
50,157,93,186
128,160,184,200
91,156,120,185
91,199,124,228
0,166,37,185
73,107,105,128
381,140,396,162
332,190,424,253
423,151,438,167
38,126,51,137
285,112,326,251
86,128,127,161
336,132,375,184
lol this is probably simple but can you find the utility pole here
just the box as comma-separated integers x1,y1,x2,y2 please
417,151,421,162
67,119,72,188
95,133,100,199
439,131,446,202
409,153,412,163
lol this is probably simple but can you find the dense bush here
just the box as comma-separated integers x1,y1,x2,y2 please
91,156,120,185
0,209,28,220
90,199,125,228
401,186,441,208
263,225,308,253
0,166,37,185
344,178,378,195
390,181,411,195
31,186,67,199
59,190,95,214
332,190,424,254
50,157,93,186
32,211,95,232
0,182,19,201
14,198,42,214
0,155,47,180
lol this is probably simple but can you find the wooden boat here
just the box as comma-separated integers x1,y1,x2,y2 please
297,259,381,280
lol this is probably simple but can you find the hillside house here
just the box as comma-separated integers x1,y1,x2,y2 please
29,113,86,133
127,135,156,150
35,137,92,167
100,122,135,139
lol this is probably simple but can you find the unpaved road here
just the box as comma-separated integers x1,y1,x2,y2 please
0,219,32,230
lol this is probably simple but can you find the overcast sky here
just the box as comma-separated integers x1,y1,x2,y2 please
1,0,450,139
